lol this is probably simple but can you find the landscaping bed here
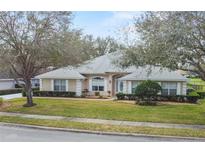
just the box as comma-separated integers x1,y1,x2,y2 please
1,98,205,125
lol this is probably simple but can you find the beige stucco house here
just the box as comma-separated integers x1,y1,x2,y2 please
36,52,188,97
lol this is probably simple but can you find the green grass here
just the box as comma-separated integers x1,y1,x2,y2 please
0,116,205,138
2,98,205,125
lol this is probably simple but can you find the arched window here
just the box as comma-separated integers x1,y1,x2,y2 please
92,77,104,91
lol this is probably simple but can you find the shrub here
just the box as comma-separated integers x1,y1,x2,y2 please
0,88,22,96
33,91,76,97
116,92,125,100
94,92,100,96
187,91,200,103
135,80,162,103
0,97,3,106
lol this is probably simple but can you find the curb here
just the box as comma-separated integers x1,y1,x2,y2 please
1,122,205,141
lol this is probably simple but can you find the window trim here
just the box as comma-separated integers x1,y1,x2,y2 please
53,79,67,92
91,76,105,92
161,82,177,96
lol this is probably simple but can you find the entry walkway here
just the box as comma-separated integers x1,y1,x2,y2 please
0,112,205,130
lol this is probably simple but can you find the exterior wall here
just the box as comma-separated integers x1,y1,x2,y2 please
41,79,52,91
76,79,82,96
68,80,76,91
40,79,77,92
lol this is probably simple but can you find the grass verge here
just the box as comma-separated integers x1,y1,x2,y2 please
0,116,205,138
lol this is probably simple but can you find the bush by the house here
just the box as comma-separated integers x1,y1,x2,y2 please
0,97,3,106
94,92,100,96
135,80,162,105
0,88,22,96
116,92,125,100
33,91,76,97
116,93,199,104
187,91,200,103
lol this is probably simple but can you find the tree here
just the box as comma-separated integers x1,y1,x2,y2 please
121,12,205,80
135,80,161,104
93,36,123,57
0,12,73,107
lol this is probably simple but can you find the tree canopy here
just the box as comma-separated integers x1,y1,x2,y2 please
121,12,205,80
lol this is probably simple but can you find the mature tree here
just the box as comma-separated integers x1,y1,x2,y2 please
93,36,123,57
121,12,205,80
0,11,73,107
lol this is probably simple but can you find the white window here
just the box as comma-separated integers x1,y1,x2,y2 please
162,82,177,96
92,77,104,91
132,81,140,93
54,79,66,91
117,81,124,92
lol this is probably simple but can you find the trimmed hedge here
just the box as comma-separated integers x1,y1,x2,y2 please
33,91,76,97
116,93,200,103
0,88,22,96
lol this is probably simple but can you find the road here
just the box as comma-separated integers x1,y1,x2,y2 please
0,125,204,142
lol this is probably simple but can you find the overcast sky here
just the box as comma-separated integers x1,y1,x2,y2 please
72,11,141,38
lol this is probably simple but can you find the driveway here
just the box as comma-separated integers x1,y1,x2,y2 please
0,124,204,142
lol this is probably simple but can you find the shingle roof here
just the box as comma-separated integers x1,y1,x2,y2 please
118,66,187,82
35,52,187,82
36,67,85,79
75,52,135,74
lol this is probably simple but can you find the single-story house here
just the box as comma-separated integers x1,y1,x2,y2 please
36,52,188,97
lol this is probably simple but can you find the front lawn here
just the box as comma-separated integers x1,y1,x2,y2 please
1,98,205,125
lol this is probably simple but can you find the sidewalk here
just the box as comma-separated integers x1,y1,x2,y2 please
0,111,205,130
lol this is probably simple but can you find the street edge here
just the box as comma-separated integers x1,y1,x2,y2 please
1,122,205,141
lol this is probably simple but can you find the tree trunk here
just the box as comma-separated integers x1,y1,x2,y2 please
23,79,36,107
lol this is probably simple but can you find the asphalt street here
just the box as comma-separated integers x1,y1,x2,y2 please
1,125,205,142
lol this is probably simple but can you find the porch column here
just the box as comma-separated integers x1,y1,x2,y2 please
40,79,42,91
66,80,69,91
182,82,187,95
88,78,92,92
76,79,82,96
127,81,132,94
51,79,54,91
104,77,107,92
177,82,181,95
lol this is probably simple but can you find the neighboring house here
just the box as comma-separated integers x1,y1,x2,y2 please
36,52,188,97
0,71,16,90
0,71,40,90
